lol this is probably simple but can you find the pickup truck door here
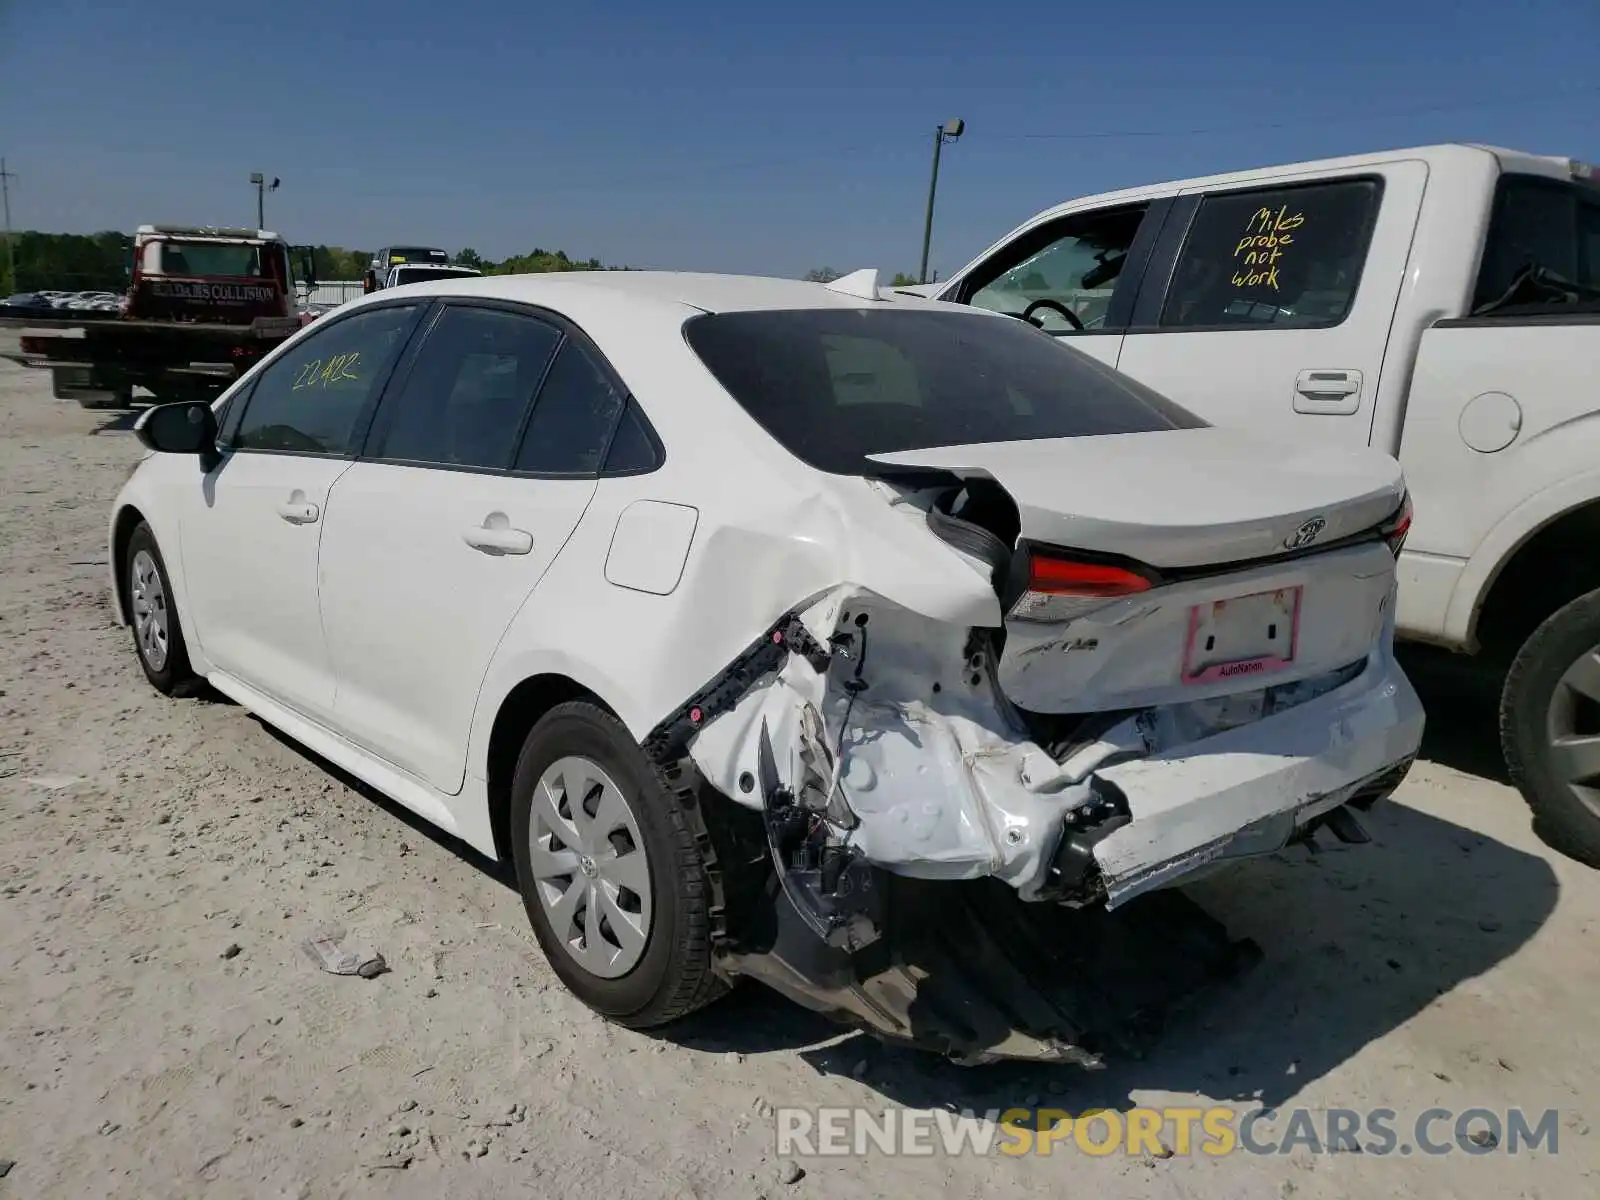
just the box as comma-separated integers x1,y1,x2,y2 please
1113,159,1429,446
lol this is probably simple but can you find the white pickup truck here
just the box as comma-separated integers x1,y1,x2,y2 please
897,142,1600,861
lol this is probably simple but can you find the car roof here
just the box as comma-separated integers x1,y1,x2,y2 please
363,270,956,317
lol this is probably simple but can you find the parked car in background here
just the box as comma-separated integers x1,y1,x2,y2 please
382,263,482,289
363,245,451,294
899,143,1600,864
108,269,1421,1064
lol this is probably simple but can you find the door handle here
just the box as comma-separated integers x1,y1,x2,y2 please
276,500,320,524
1293,369,1363,415
463,515,533,556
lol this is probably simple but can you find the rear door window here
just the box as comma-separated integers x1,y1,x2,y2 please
1158,178,1382,330
366,305,561,470
512,340,629,475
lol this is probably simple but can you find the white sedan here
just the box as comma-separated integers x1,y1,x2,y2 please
109,268,1423,1063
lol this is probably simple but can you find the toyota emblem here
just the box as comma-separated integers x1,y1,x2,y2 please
1284,516,1327,550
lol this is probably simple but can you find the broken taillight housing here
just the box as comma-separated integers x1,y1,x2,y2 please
1008,552,1153,623
1379,493,1412,558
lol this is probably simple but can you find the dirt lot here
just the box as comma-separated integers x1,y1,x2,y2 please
1,356,1597,1199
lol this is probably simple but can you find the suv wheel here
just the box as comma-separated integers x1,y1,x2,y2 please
1502,588,1600,867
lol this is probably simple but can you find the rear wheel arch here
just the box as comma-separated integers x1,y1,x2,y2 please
485,674,617,864
1472,499,1600,661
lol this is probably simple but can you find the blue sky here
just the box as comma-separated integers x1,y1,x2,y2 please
1,0,1595,279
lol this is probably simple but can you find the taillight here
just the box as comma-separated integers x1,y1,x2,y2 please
1380,493,1412,558
1010,552,1152,623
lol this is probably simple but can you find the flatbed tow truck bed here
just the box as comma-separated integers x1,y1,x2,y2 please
0,312,302,404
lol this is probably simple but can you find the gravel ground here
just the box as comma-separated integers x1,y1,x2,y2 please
1,356,1597,1199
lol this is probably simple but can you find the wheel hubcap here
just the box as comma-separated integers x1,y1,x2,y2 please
528,756,653,979
130,549,169,672
1546,646,1600,814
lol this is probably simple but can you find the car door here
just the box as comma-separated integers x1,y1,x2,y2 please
317,301,632,794
936,199,1174,367
180,301,425,721
1113,160,1428,445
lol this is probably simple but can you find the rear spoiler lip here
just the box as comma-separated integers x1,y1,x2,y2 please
1008,505,1406,598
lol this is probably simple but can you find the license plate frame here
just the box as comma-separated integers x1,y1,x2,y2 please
1180,586,1302,685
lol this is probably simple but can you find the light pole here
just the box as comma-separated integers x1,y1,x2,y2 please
249,172,280,230
0,158,17,294
918,119,964,285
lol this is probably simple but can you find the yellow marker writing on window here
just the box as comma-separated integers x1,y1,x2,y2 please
291,351,362,391
1231,205,1305,290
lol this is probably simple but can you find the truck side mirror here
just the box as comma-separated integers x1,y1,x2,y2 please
136,401,218,457
291,245,317,291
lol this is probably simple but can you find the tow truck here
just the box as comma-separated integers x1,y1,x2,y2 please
1,224,316,409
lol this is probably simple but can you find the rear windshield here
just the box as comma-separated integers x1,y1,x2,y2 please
683,307,1206,475
160,241,262,277
393,266,475,285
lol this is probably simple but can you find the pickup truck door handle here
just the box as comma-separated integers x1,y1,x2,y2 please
463,516,533,556
1293,369,1363,415
276,494,320,524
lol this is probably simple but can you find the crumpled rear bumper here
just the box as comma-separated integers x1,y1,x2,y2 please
1087,652,1424,907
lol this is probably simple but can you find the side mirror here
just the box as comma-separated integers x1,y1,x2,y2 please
136,401,218,456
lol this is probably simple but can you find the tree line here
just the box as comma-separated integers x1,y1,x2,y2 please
0,231,922,296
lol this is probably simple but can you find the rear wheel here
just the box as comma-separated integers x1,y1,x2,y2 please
1502,588,1600,867
509,701,726,1027
124,522,197,695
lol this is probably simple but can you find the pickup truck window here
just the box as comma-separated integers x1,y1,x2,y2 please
963,205,1148,334
1159,178,1381,331
1471,175,1600,317
233,304,421,457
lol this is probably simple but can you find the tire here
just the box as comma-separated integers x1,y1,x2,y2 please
510,700,726,1027
124,522,197,696
1501,587,1600,867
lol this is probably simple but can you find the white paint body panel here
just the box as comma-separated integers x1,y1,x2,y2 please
604,500,700,595
110,269,1424,906
869,426,1404,569
317,462,597,794
179,453,350,722
1398,322,1600,647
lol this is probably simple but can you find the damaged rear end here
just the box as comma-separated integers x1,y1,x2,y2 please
659,306,1424,1063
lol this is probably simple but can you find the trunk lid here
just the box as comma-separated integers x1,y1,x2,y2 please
866,426,1404,570
867,427,1406,715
